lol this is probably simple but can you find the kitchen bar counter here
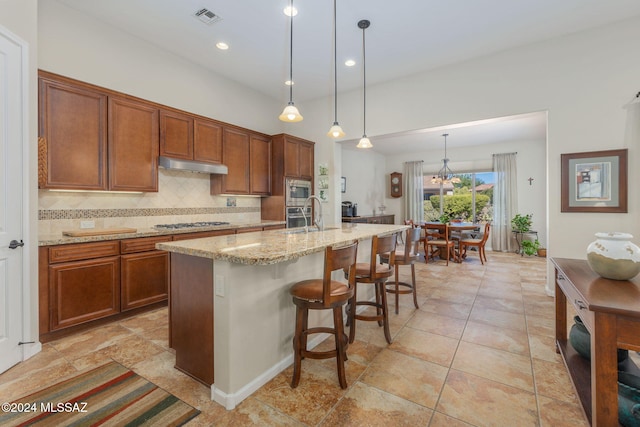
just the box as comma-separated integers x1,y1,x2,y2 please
38,220,285,246
159,223,408,410
157,223,403,265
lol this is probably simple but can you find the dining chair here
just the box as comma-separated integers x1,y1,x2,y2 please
423,223,456,265
459,222,491,264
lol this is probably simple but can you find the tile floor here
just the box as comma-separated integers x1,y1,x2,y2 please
2,251,629,426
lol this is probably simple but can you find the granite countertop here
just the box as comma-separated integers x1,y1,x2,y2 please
157,223,408,266
38,220,285,246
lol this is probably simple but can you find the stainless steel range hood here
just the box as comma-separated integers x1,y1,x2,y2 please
158,156,228,175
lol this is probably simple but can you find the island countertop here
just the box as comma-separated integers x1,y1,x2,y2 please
157,223,408,265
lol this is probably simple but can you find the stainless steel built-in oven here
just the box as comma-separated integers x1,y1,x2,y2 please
285,179,312,207
286,206,312,229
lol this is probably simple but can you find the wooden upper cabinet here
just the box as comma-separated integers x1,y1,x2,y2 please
38,73,108,190
109,97,159,192
194,119,223,164
283,138,300,178
160,110,223,164
159,110,193,160
298,141,314,179
38,71,158,192
219,127,251,194
249,134,271,195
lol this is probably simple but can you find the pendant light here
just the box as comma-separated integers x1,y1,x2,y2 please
327,0,345,138
279,0,303,122
356,19,372,149
431,133,461,184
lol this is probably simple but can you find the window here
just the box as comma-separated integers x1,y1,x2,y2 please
423,172,494,222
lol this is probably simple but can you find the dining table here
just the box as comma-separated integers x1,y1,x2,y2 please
420,222,481,262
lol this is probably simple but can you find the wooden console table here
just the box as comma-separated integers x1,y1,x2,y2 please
552,258,640,426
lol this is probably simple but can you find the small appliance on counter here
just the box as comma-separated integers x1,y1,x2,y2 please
342,201,357,217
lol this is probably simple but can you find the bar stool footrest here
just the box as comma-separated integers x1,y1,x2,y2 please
385,281,414,295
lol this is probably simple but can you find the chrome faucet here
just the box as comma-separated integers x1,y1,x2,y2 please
298,206,308,233
303,195,323,232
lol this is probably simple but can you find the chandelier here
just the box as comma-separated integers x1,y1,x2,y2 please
431,133,460,184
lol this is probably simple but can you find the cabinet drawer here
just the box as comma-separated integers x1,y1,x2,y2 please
557,274,594,332
121,235,172,254
49,241,120,263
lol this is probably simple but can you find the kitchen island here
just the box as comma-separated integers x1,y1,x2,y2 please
157,223,407,409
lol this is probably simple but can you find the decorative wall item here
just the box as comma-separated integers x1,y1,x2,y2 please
318,164,329,203
341,177,346,193
390,172,402,198
561,149,627,212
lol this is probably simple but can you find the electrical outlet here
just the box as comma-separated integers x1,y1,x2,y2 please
215,274,225,297
80,220,95,229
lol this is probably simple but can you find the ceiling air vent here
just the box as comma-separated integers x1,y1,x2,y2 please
193,8,222,25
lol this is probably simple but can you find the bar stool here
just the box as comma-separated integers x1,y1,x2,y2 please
347,233,397,344
381,227,421,314
289,241,358,389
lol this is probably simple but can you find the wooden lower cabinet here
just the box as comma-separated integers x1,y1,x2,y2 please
121,251,169,311
49,256,120,331
342,214,395,224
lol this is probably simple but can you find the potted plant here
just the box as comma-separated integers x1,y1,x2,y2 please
537,243,547,257
521,239,540,256
511,214,532,233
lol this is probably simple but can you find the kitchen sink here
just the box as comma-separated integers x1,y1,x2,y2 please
280,227,340,235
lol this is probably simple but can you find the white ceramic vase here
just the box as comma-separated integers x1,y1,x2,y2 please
586,232,640,281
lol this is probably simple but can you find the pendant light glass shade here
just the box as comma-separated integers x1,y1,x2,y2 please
357,19,371,149
279,0,303,123
279,103,303,122
328,123,345,138
431,133,461,184
327,0,344,138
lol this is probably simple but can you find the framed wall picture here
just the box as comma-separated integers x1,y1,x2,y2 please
341,177,346,193
561,148,627,213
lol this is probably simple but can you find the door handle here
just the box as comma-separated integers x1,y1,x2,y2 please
9,240,24,249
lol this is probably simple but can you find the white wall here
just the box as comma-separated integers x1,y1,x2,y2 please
341,148,387,217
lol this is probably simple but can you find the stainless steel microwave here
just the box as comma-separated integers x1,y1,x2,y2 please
286,179,311,206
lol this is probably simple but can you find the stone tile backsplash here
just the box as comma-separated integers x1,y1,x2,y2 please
39,169,263,235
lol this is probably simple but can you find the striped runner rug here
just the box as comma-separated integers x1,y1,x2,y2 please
0,361,200,426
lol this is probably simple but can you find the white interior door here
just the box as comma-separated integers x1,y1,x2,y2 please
0,26,26,374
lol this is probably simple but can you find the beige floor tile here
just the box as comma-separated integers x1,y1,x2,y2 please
529,333,563,363
462,320,530,356
429,411,476,427
429,288,478,305
473,294,524,314
406,310,467,339
526,313,556,337
452,341,534,392
119,306,169,333
419,298,473,320
210,397,302,426
361,348,448,408
437,370,538,427
389,328,459,367
469,305,527,332
319,381,433,426
537,395,589,427
48,324,135,360
532,358,579,404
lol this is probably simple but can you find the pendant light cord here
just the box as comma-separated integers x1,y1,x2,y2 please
333,0,338,122
288,0,294,104
362,22,367,136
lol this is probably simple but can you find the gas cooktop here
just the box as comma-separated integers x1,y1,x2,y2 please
154,221,230,230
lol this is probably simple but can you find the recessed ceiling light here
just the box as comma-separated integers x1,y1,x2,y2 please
216,42,229,50
285,80,294,86
345,59,356,67
283,6,298,17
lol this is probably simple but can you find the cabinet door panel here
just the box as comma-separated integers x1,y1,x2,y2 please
39,76,107,190
283,138,300,177
109,97,159,192
194,119,223,164
221,128,250,194
298,142,314,179
121,251,169,311
250,135,271,195
160,110,193,160
49,257,120,330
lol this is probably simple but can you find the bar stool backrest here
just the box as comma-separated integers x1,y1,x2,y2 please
369,234,397,279
322,242,358,307
402,227,422,261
